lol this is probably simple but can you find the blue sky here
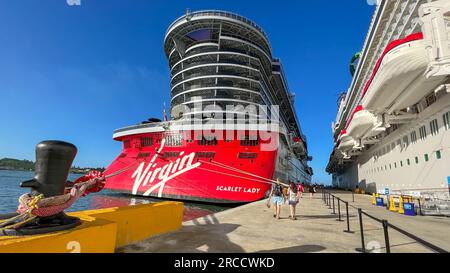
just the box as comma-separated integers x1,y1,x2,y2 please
0,0,375,184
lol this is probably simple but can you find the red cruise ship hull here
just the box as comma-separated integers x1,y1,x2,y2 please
104,130,279,203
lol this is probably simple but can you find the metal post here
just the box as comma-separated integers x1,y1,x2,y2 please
337,198,342,221
382,220,391,253
352,191,355,203
418,199,423,216
344,201,351,233
358,208,365,253
332,195,336,214
328,193,332,209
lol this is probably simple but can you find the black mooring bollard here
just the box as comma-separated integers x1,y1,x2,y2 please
1,140,82,236
358,208,365,253
382,220,391,253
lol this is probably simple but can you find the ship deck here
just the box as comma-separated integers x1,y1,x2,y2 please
119,191,450,253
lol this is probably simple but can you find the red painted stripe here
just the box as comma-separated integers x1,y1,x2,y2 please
345,105,364,128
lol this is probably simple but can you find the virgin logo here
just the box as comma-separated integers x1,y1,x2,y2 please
131,139,201,197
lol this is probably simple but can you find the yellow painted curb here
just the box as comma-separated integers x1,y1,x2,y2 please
0,218,117,253
0,201,184,253
70,201,184,248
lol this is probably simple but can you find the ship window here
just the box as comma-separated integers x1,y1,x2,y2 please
430,119,439,136
419,126,427,140
402,136,409,149
124,140,131,149
394,163,397,168
424,154,429,162
444,112,450,130
389,164,392,170
141,137,153,147
198,137,218,146
400,161,403,167
196,152,216,159
410,131,417,144
407,159,411,166
436,150,442,160
426,93,437,107
186,29,212,42
415,157,419,164
137,152,151,159
163,152,181,158
165,134,183,147
238,152,258,159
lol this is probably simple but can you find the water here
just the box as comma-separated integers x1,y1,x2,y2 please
0,170,232,222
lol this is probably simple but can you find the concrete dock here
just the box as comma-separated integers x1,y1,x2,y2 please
119,192,450,253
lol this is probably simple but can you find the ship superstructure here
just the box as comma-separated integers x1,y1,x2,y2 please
326,0,450,201
104,10,312,203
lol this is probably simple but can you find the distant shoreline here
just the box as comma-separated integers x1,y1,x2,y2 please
0,158,105,175
0,168,91,175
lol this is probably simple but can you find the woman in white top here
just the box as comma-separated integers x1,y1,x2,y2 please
288,181,301,220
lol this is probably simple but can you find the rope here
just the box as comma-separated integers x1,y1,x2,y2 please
201,160,276,183
0,161,144,233
103,158,147,179
198,160,290,187
196,166,277,186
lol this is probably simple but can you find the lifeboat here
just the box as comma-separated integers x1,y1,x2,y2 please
346,106,378,141
292,136,307,156
361,33,447,114
337,130,357,152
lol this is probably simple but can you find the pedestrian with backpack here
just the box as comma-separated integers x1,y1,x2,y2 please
266,178,286,220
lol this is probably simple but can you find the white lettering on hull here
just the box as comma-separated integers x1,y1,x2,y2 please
131,139,201,197
216,186,261,194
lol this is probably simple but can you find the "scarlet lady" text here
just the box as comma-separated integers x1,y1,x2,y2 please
216,186,261,194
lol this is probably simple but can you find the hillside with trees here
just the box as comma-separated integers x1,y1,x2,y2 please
0,158,105,174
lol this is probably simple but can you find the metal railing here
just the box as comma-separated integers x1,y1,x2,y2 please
321,189,448,253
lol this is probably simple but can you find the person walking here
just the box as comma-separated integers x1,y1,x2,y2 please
297,181,304,199
288,181,301,220
309,184,317,199
266,178,286,220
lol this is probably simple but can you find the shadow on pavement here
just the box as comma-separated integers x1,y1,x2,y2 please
257,244,326,253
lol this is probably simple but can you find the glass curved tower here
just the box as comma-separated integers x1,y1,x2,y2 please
164,11,298,129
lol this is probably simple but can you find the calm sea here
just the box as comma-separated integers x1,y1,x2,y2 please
0,170,231,221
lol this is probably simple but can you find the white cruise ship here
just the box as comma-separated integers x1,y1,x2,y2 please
326,0,450,206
